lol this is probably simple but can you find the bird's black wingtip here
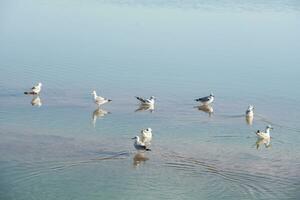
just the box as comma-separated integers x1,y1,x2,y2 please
145,148,151,151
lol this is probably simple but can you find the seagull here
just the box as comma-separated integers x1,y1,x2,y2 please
140,128,152,145
245,105,254,125
256,125,273,140
246,105,254,117
132,136,151,151
195,93,214,105
135,96,155,106
31,96,42,107
91,90,112,107
92,108,110,127
24,82,42,95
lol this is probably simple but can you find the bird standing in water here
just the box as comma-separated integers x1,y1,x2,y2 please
195,93,214,105
135,96,156,106
132,136,151,151
256,125,273,140
24,82,42,95
91,90,112,107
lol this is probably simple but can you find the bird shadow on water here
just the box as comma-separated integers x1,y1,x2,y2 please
194,105,214,117
91,108,110,128
135,104,155,113
245,115,254,125
26,95,42,107
254,138,271,149
133,152,149,168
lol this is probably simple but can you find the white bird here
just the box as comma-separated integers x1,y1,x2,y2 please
31,96,42,107
140,128,152,145
246,105,254,117
195,93,214,105
245,105,254,125
91,90,112,106
135,96,155,106
24,82,42,95
256,125,273,140
132,136,151,151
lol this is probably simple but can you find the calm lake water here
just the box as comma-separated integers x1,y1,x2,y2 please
1,0,300,199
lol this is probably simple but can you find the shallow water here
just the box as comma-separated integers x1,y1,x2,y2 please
1,0,300,199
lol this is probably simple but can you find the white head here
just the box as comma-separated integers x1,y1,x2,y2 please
91,90,97,96
142,128,152,134
210,93,214,97
38,82,42,87
266,125,273,130
265,125,273,134
145,128,152,132
132,136,140,141
150,96,156,100
248,105,254,111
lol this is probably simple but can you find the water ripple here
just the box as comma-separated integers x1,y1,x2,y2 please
161,152,297,199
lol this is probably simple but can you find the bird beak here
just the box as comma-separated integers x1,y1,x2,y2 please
131,137,135,139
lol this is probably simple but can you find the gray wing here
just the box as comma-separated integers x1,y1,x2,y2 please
195,96,210,102
134,143,147,150
144,99,152,103
95,96,106,104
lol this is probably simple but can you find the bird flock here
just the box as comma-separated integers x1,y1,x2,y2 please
24,82,273,151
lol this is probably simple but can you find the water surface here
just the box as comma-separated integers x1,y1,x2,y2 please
0,0,300,199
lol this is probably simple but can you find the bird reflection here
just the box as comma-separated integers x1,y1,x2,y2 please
195,104,214,117
92,108,110,127
255,138,271,149
133,152,149,167
135,104,155,113
31,95,42,107
245,115,253,125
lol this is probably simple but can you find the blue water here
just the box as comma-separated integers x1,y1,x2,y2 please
0,0,300,199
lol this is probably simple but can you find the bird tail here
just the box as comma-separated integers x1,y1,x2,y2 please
145,148,151,151
135,96,144,102
255,130,261,137
108,99,112,102
24,91,35,95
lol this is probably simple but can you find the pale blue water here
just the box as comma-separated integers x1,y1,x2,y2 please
1,0,300,199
